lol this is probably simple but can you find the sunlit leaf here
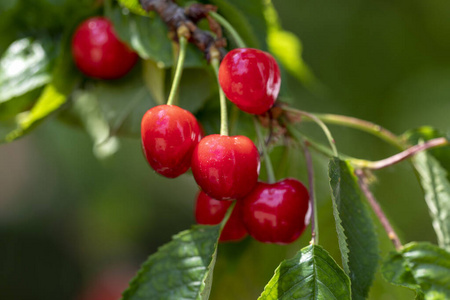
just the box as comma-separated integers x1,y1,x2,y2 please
328,157,379,299
121,224,220,300
264,1,315,87
382,242,450,300
0,37,56,118
258,244,351,300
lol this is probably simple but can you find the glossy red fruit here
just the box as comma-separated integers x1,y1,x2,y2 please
241,178,310,244
72,17,138,79
141,105,202,178
195,191,247,242
218,48,281,115
191,134,260,200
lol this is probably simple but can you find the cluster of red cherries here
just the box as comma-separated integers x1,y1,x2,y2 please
71,17,310,244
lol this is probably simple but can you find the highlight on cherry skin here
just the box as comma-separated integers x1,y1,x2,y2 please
241,178,310,244
218,48,281,115
191,134,260,201
71,16,138,80
195,191,247,242
141,104,202,178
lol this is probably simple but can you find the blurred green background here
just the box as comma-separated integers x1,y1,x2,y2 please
1,0,449,299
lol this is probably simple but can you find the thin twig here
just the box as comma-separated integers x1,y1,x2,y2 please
303,142,318,245
284,107,338,157
355,169,402,250
314,113,404,149
352,137,448,170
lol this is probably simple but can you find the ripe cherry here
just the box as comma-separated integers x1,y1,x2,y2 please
218,48,281,115
141,105,202,178
241,178,310,244
195,191,247,242
71,17,138,80
191,134,260,200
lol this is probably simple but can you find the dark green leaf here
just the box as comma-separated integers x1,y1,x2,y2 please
382,242,450,300
258,244,351,300
208,0,266,50
328,157,379,300
178,68,216,114
411,151,450,252
107,5,206,68
0,37,56,118
121,224,220,300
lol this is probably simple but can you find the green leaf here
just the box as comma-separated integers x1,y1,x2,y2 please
258,244,351,300
118,0,149,16
263,1,315,87
0,37,56,118
3,83,68,142
404,127,450,180
72,90,120,159
411,151,450,252
107,5,206,68
90,69,155,138
328,158,379,299
382,242,450,300
1,31,80,143
208,0,266,50
121,224,220,300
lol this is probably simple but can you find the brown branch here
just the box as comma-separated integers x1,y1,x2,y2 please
139,0,226,61
355,169,402,251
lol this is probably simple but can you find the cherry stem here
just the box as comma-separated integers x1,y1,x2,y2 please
211,56,229,136
313,113,405,149
220,201,236,232
352,137,448,170
209,11,246,48
303,142,318,245
253,117,276,184
284,107,339,157
166,34,187,106
355,169,402,251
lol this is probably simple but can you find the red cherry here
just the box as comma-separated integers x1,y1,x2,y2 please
241,178,310,244
71,17,138,79
195,191,247,242
218,48,281,115
191,134,260,200
141,105,202,178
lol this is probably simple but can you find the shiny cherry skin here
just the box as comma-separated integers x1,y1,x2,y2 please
191,134,260,200
195,191,247,242
141,105,202,178
218,48,281,115
241,178,310,244
72,17,138,79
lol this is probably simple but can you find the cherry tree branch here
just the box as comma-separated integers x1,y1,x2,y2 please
355,169,402,250
139,0,226,60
